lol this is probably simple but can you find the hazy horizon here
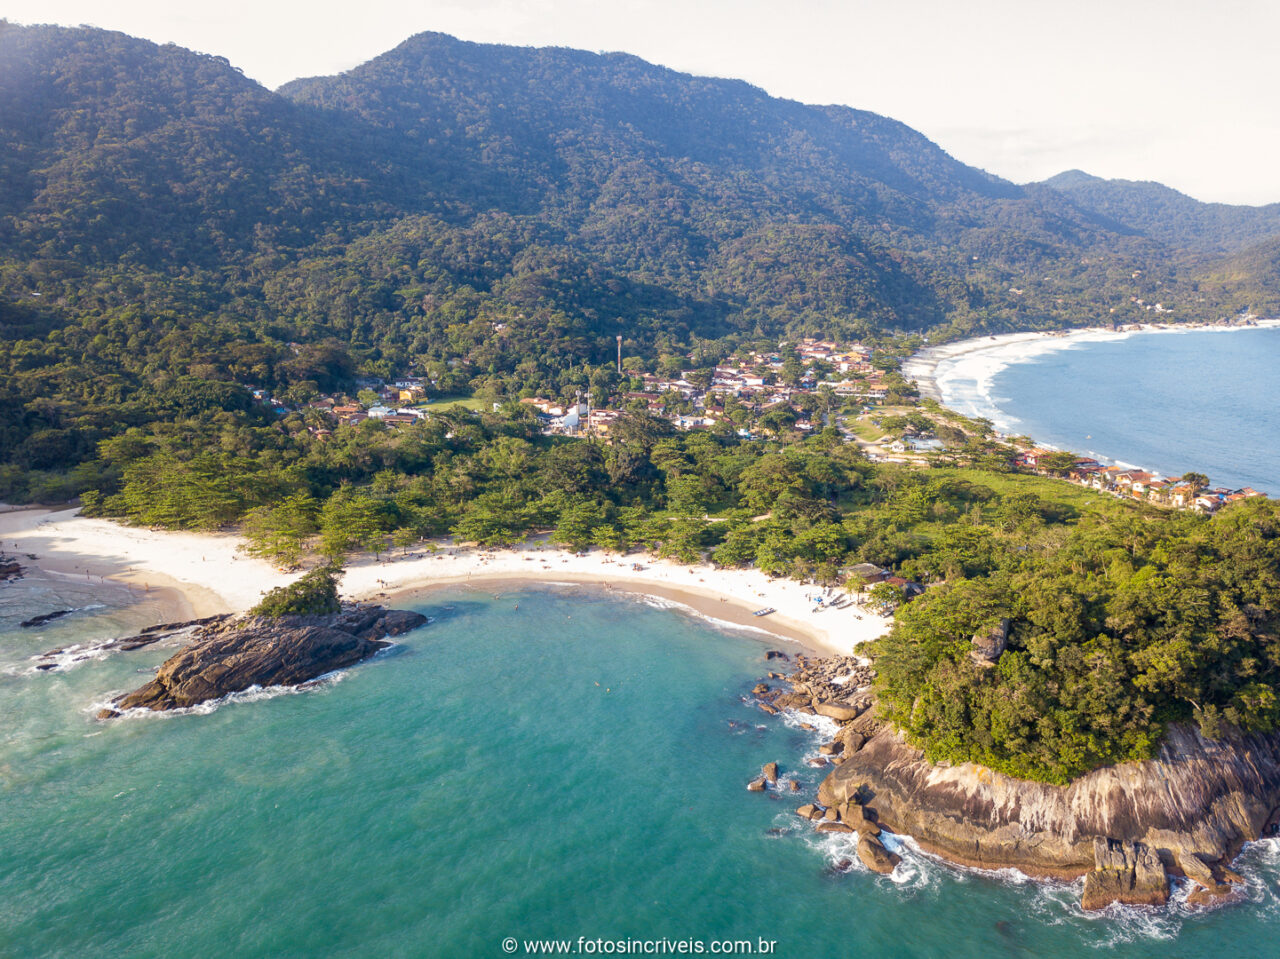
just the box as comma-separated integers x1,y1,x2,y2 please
6,0,1279,206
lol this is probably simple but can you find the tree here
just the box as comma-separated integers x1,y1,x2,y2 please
242,493,320,567
1181,472,1210,493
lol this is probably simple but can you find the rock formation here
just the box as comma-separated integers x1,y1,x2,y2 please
760,651,1274,908
0,554,23,582
821,720,1272,907
968,618,1009,667
36,615,232,669
856,833,900,874
1080,839,1169,910
97,605,426,717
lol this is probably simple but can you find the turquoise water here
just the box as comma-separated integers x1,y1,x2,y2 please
946,326,1280,493
5,583,1280,958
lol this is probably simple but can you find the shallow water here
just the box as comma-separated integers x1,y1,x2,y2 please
4,584,1280,958
928,326,1280,492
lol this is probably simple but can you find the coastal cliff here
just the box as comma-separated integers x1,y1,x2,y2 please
97,605,426,716
817,718,1279,905
765,654,1280,908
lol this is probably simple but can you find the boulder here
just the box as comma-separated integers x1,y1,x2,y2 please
1080,840,1169,910
839,802,880,836
856,834,900,874
969,618,1010,667
795,804,822,820
762,762,779,784
789,780,802,792
836,727,867,754
818,741,844,757
746,777,767,792
816,822,854,834
814,701,861,722
758,703,778,716
1181,854,1241,907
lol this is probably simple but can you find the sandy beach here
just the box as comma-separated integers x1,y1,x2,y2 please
0,506,891,656
903,319,1280,430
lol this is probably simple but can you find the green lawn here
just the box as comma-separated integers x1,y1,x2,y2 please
414,395,491,412
850,416,888,442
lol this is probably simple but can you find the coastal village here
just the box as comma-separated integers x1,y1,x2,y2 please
254,337,903,439
247,333,1267,513
1018,449,1267,512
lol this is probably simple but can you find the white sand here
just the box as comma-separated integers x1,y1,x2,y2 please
0,506,891,656
904,320,1280,423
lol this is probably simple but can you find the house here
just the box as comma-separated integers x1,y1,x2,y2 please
843,563,889,586
1020,448,1058,468
905,437,944,452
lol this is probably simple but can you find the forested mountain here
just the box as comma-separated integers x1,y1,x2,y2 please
1040,169,1280,255
1,22,1278,495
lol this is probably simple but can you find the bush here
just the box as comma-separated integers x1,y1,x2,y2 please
250,566,343,618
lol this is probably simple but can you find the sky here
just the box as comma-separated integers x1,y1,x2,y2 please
6,0,1278,205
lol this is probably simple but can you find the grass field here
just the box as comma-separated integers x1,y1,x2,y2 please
849,416,889,442
414,395,491,412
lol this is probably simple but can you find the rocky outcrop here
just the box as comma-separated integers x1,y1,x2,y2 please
822,720,1280,907
1080,839,1169,910
0,555,23,582
21,609,71,628
767,653,874,720
968,618,1009,667
97,605,426,717
759,650,1278,907
36,615,232,670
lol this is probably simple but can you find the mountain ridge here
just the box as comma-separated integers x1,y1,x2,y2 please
1,21,1279,492
1039,168,1280,254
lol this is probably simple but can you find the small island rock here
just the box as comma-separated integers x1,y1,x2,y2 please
98,605,426,716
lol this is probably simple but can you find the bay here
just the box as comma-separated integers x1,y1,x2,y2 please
4,584,1280,957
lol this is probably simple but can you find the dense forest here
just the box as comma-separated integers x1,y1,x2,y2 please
4,23,1280,503
870,495,1280,782
1041,170,1280,255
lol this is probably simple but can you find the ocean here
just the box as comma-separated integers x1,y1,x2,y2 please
918,325,1280,493
6,580,1280,957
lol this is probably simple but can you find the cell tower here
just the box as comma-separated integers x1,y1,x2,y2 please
616,334,623,374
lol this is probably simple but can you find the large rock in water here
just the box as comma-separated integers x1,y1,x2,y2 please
1081,839,1170,910
856,833,900,874
97,605,426,716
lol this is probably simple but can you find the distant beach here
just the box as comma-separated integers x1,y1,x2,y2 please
904,320,1280,487
905,320,1280,421
0,506,890,657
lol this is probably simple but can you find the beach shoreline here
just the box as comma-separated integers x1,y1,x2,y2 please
0,506,890,657
904,319,1280,414
903,319,1280,482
